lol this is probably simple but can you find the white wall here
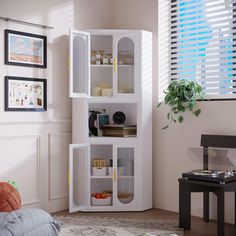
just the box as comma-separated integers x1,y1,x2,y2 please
112,0,236,224
0,0,113,212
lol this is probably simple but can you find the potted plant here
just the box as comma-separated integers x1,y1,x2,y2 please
158,79,204,129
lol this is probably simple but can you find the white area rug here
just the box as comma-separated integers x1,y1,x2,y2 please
54,215,183,236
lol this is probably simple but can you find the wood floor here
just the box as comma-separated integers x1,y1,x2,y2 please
54,208,236,236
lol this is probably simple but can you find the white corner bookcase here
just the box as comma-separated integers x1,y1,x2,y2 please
69,29,152,212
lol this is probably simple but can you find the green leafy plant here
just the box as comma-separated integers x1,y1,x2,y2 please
157,79,204,129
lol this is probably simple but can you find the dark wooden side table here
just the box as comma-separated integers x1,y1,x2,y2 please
179,134,236,236
179,177,236,236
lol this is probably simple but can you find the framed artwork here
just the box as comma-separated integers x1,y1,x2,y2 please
5,76,47,112
5,29,47,68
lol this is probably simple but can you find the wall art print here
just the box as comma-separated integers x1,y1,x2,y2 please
5,29,47,68
5,76,47,111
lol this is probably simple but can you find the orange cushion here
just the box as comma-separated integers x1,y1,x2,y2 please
0,182,21,212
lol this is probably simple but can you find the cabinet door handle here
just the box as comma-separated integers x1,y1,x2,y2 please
114,168,117,183
114,58,117,73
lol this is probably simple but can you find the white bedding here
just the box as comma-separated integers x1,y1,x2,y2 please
0,209,60,236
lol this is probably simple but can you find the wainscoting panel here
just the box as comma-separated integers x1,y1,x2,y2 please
0,135,40,205
49,133,71,201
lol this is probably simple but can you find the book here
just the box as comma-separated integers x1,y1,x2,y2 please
101,124,137,130
102,128,137,137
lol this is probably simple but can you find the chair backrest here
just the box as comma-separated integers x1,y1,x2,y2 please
201,134,236,148
200,134,236,169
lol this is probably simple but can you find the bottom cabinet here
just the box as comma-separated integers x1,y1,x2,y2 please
69,143,138,212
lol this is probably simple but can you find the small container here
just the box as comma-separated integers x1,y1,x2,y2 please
91,50,96,64
95,51,101,59
108,158,113,167
91,196,112,206
95,50,104,64
103,54,109,65
92,87,101,96
96,59,101,65
108,167,113,176
107,54,113,64
92,167,107,176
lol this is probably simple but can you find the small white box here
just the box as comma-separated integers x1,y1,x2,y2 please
92,167,107,176
101,88,113,96
92,87,101,96
108,167,113,176
91,196,112,206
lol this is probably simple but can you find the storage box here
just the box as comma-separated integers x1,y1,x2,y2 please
91,196,112,206
92,167,107,176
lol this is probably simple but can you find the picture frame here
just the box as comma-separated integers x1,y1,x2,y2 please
5,29,47,68
5,76,47,112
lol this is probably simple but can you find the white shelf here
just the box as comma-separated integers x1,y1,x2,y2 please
118,64,134,67
91,64,113,68
88,205,114,210
90,175,113,179
86,97,138,103
88,137,138,144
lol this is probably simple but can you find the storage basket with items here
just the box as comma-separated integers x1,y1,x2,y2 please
92,159,107,176
91,190,112,206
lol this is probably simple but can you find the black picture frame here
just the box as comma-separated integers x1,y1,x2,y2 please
5,29,47,68
5,76,47,112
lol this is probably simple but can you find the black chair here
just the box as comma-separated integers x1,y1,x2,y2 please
179,134,236,236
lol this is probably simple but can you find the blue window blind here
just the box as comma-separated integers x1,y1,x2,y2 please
170,0,236,99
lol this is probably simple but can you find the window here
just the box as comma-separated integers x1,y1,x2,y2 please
170,0,236,99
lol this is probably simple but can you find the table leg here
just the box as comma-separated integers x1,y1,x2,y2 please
179,181,191,229
217,189,224,236
203,191,209,222
235,192,236,228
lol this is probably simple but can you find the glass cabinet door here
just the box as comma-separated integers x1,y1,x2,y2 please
69,29,90,97
117,147,134,204
117,38,134,95
113,33,138,98
69,143,90,212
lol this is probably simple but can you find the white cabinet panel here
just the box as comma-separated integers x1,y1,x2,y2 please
0,136,40,205
49,133,71,200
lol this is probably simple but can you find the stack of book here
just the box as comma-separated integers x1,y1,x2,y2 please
101,124,137,137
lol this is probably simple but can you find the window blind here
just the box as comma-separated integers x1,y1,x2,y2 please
170,0,236,99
